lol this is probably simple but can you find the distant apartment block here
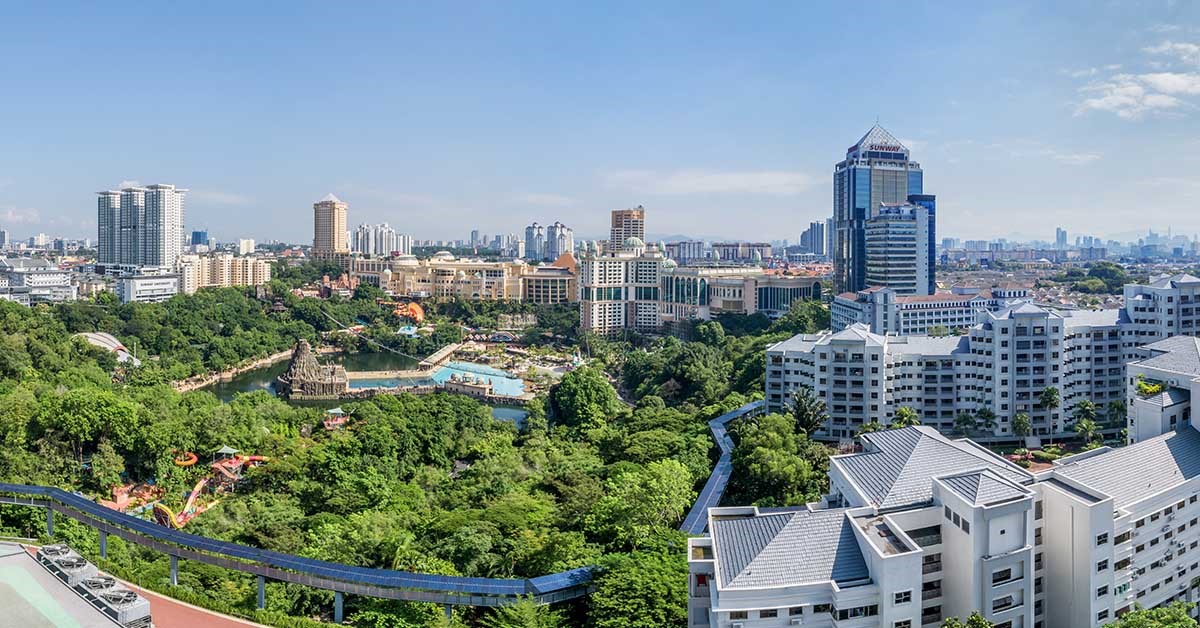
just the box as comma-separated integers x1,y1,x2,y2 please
608,207,646,252
177,253,273,295
832,285,1032,335
97,184,187,269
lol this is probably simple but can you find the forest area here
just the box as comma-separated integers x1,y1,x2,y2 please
0,269,836,627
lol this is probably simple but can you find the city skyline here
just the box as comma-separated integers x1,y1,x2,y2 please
1,3,1198,243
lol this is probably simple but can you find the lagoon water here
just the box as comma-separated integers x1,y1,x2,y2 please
203,351,526,422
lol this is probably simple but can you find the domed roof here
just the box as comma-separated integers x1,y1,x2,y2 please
663,258,678,269
456,270,467,279
624,236,645,248
432,250,455,259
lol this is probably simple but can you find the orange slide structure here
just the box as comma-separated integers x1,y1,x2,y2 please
153,478,214,529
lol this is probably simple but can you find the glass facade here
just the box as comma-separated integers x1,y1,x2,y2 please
833,125,925,293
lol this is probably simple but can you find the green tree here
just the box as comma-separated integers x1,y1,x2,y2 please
549,367,621,432
941,612,993,627
769,299,830,335
587,552,687,628
586,459,694,550
1012,412,1032,439
1040,386,1061,442
856,420,885,436
479,597,565,628
788,387,828,436
1106,400,1127,429
1073,399,1098,425
1075,417,1099,444
1102,601,1196,627
728,413,828,507
890,407,921,429
90,440,125,491
976,407,998,433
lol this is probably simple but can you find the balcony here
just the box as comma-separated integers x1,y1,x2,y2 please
922,561,942,575
922,586,942,600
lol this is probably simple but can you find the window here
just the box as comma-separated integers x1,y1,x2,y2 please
730,611,748,620
992,595,1015,612
963,519,971,534
759,609,777,618
894,590,912,604
1098,610,1110,621
1097,560,1109,572
895,622,912,628
1097,585,1108,597
945,506,952,520
992,568,1012,585
1097,533,1109,545
813,604,832,614
788,607,804,616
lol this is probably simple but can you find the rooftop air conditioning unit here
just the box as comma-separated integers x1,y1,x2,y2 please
731,623,745,628
790,619,804,626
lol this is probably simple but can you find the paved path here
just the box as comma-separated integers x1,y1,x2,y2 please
123,582,265,628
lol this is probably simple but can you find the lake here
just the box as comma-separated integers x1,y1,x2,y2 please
204,351,527,424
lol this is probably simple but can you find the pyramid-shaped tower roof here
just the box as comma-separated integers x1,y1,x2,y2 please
847,124,908,157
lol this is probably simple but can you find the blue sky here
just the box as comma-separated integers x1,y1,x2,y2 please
1,1,1198,244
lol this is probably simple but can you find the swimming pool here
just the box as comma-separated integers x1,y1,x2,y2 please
348,361,525,397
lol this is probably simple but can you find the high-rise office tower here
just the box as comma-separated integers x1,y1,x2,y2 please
1056,227,1068,250
97,184,187,268
864,201,934,295
545,221,574,260
524,222,545,261
191,230,210,246
609,206,646,251
313,194,349,257
833,125,923,292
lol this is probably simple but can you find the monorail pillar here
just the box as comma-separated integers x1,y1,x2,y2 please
444,604,452,620
46,509,54,538
334,591,344,624
257,575,265,609
99,530,107,559
169,555,178,586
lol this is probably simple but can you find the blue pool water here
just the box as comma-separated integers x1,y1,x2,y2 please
349,361,526,397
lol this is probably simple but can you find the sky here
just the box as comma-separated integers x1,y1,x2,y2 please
1,1,1199,245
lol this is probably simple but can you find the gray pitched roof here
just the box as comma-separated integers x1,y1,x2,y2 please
711,508,869,589
834,426,1033,510
1149,273,1200,288
1054,426,1200,509
1136,336,1200,377
1142,387,1191,407
940,470,1031,506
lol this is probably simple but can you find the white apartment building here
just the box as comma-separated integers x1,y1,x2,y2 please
1123,273,1200,344
237,239,256,256
0,258,76,303
579,238,664,335
352,223,412,256
765,304,1129,441
177,253,273,295
116,274,179,304
690,423,1200,628
1125,334,1200,443
832,285,1032,335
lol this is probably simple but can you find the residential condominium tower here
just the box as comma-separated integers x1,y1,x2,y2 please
609,206,646,252
96,184,187,268
833,125,924,293
312,194,349,258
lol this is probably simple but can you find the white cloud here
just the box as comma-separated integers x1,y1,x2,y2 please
603,169,816,196
117,179,141,189
1138,71,1200,94
1144,41,1200,66
898,138,927,151
1043,150,1103,165
1076,75,1185,119
513,193,576,207
0,207,41,224
190,190,252,205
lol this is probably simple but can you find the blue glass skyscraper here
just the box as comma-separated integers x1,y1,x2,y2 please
832,125,925,293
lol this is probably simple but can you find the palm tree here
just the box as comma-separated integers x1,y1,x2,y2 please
1075,417,1099,445
954,411,977,436
1106,400,1127,430
856,420,885,436
789,387,828,437
1040,386,1061,444
976,407,998,434
1012,412,1032,439
1072,400,1097,425
890,406,921,429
